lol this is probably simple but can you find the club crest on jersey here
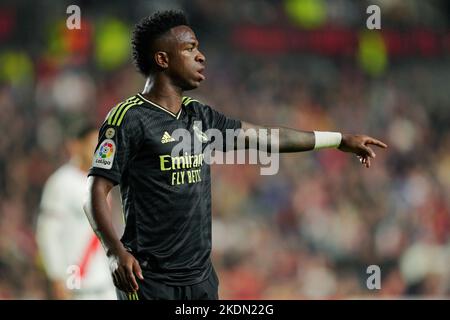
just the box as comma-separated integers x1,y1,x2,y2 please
105,127,115,139
93,139,115,169
193,124,208,143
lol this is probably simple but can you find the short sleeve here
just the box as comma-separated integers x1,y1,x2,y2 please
200,105,241,151
205,105,242,134
88,115,142,185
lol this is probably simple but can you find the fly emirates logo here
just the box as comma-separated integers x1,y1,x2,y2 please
159,152,204,186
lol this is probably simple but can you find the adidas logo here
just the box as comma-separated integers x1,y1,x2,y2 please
161,131,175,144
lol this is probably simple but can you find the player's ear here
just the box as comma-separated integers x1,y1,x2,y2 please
154,51,169,69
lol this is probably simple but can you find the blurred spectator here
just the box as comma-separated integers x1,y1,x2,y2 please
35,122,116,299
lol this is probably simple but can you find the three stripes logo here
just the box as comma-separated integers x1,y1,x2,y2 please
106,96,144,126
127,292,139,300
161,131,175,144
182,96,199,106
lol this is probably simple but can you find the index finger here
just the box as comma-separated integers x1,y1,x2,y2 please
366,137,387,148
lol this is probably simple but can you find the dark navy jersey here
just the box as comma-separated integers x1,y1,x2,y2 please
88,93,241,285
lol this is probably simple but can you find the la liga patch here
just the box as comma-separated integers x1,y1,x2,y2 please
93,139,116,169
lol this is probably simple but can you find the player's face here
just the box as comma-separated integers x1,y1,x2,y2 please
167,26,206,90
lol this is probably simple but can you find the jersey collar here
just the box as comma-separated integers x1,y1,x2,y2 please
137,93,182,119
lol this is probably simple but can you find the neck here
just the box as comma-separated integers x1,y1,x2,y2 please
141,75,183,114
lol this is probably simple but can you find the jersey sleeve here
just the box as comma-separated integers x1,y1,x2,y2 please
205,105,242,133
202,104,242,151
88,112,143,185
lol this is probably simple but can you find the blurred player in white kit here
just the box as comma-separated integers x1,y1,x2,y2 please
36,122,116,300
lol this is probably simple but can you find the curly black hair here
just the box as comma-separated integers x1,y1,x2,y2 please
131,10,189,76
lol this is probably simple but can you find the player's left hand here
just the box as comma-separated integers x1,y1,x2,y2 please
338,134,387,168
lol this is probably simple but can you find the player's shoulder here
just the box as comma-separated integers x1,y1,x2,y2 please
182,96,211,114
103,94,145,128
182,96,205,107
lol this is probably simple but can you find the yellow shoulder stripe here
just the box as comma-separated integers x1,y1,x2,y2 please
107,96,137,125
104,107,117,123
127,292,139,300
107,96,143,126
182,96,200,106
116,100,143,126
